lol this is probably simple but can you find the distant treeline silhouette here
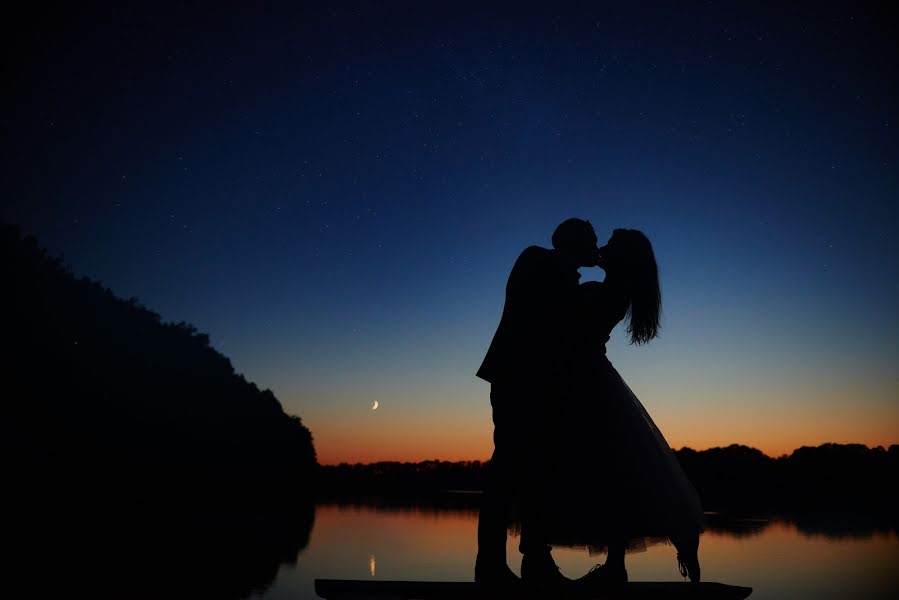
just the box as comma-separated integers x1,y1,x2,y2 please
2,223,318,597
320,444,899,513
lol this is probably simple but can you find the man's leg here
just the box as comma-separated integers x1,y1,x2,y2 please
475,388,519,583
476,447,509,567
518,393,567,584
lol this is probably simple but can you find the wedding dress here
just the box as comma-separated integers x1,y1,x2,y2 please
545,281,704,552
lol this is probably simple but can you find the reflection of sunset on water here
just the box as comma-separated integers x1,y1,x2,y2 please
264,504,898,600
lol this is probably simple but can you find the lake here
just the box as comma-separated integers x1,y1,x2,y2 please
254,502,898,600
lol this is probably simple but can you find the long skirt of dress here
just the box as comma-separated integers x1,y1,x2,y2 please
544,350,704,552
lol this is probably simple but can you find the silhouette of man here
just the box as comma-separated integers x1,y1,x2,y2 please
475,218,600,587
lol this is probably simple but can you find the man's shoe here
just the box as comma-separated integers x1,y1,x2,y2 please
474,561,520,587
520,552,569,587
578,563,628,587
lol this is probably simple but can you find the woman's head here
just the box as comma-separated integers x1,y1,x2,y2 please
599,229,661,345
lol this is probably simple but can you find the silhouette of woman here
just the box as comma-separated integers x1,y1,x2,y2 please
546,228,703,585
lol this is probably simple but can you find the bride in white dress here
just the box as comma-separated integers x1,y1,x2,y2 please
546,228,704,585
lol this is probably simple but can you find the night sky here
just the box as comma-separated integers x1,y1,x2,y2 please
4,2,897,464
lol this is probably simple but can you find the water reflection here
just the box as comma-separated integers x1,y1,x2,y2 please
8,501,317,600
260,502,899,600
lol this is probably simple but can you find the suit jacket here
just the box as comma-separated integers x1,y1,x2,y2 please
476,246,580,387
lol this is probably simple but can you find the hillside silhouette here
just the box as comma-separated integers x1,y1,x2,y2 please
2,223,317,598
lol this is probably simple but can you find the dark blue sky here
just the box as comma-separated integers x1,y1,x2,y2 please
4,2,897,462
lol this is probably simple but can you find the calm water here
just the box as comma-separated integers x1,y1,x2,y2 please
255,503,898,600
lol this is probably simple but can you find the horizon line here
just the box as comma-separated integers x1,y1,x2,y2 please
318,440,899,466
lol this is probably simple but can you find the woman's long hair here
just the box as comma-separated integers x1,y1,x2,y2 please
611,229,661,345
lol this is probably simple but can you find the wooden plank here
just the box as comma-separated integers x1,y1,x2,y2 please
314,579,753,599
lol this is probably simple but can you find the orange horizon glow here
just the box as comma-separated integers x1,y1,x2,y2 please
316,434,899,466
310,398,899,465
298,370,899,466
293,352,899,466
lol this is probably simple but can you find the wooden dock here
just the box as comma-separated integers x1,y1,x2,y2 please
314,579,753,599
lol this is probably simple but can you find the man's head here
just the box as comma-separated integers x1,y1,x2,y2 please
552,218,599,267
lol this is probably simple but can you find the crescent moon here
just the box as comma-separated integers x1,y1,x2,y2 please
372,400,379,410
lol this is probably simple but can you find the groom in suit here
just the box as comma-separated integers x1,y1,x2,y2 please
475,218,600,587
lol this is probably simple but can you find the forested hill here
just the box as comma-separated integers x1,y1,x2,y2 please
2,223,317,521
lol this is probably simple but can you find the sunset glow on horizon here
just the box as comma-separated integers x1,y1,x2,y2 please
310,397,899,465
295,326,899,465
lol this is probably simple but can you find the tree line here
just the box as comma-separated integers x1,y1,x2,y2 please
319,443,899,513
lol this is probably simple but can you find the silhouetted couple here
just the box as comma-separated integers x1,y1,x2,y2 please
475,219,703,590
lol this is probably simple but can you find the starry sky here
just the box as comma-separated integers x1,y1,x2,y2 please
4,2,897,464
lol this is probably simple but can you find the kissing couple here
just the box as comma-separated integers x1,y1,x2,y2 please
475,218,704,590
